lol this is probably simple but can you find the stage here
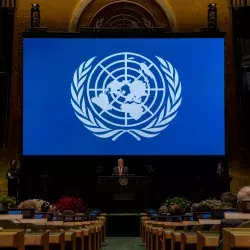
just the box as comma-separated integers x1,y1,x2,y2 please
20,156,228,206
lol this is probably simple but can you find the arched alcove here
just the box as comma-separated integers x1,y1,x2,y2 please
69,0,176,31
89,1,158,28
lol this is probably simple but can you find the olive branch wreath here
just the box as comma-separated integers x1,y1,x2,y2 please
70,56,182,141
142,18,153,28
94,18,104,28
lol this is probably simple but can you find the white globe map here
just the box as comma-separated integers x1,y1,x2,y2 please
86,52,166,127
70,52,182,141
92,69,150,120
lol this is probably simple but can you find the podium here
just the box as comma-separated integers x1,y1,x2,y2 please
97,175,148,213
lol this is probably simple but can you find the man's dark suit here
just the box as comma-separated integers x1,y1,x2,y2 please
113,166,129,175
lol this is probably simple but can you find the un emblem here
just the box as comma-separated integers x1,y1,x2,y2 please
119,177,128,186
70,52,182,141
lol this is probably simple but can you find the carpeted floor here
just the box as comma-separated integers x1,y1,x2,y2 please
102,237,145,250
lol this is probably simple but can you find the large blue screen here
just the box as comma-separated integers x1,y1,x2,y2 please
23,37,225,155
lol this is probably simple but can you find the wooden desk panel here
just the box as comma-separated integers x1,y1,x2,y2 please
224,213,250,220
49,232,65,250
171,232,181,250
65,231,76,250
74,229,84,250
83,228,91,250
0,215,23,220
180,232,197,250
197,231,219,250
0,230,24,250
198,219,221,225
25,231,49,250
162,230,173,250
223,228,250,250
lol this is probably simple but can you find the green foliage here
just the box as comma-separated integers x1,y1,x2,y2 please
0,195,16,208
164,197,191,209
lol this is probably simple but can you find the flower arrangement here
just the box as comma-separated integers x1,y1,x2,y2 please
32,199,45,211
201,198,221,209
18,199,36,210
164,197,191,211
54,196,86,213
0,195,16,208
18,199,51,212
50,205,59,215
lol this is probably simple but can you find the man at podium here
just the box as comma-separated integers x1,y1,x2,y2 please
113,158,129,176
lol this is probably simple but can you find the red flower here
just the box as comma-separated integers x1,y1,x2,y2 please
54,196,86,213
